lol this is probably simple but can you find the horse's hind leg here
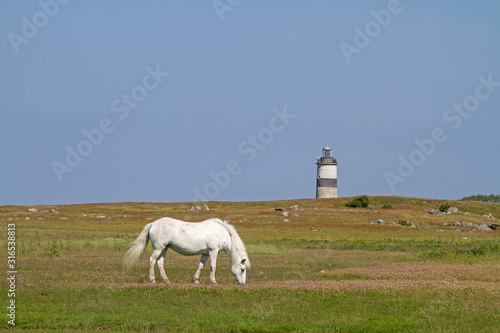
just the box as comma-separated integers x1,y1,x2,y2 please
157,248,170,283
192,254,208,284
208,250,218,284
148,248,163,283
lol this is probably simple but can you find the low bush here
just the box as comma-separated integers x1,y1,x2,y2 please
438,204,450,212
345,196,369,208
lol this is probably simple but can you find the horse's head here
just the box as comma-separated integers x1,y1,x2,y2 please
231,258,249,285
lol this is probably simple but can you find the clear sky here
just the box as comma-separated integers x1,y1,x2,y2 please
1,0,499,205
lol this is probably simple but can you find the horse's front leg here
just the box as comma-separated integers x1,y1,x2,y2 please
192,254,208,284
208,250,218,284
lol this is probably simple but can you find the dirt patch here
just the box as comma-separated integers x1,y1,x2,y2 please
326,262,499,281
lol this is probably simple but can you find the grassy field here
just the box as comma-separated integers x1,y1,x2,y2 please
1,196,499,332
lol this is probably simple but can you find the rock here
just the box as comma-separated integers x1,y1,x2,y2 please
289,205,301,211
283,219,289,222
49,209,59,214
28,208,37,213
425,209,445,215
189,206,201,211
202,205,210,211
478,224,492,232
281,211,289,217
483,213,495,220
454,222,479,229
490,224,499,230
447,207,459,214
275,208,284,211
369,219,384,224
96,215,106,219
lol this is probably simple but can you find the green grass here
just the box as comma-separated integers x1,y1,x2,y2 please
1,196,499,332
13,287,499,332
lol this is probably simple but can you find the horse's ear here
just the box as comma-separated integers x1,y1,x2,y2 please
241,259,246,265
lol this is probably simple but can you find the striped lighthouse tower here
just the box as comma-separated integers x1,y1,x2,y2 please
316,144,338,198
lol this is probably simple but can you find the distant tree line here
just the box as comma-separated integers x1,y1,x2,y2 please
460,194,500,202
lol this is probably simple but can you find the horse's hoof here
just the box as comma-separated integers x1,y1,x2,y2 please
149,279,156,283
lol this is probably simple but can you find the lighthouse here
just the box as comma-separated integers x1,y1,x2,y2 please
316,144,338,198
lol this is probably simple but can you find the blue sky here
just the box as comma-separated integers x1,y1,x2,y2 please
1,0,499,205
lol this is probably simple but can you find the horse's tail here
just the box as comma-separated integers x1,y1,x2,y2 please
122,223,153,271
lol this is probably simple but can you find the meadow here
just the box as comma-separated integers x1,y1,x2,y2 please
1,196,499,332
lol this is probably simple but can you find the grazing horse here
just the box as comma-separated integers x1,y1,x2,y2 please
122,217,250,284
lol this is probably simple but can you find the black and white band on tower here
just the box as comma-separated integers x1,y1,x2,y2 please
316,144,338,198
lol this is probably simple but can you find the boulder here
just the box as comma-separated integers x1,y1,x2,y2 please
290,205,301,211
478,224,492,232
202,205,210,211
454,222,482,229
425,209,445,215
28,208,37,213
189,206,201,211
447,207,459,214
281,211,289,217
369,219,384,224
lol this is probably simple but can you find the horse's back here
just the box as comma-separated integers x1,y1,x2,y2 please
148,217,230,255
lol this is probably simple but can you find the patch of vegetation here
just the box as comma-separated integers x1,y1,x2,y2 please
398,220,410,227
277,238,500,256
439,203,450,212
382,204,392,209
345,195,369,208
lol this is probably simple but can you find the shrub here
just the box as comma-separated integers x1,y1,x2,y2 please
382,204,392,209
345,196,369,208
439,204,450,212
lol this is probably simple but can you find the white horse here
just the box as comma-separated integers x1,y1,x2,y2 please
122,217,250,284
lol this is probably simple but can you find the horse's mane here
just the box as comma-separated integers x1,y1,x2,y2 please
209,218,251,270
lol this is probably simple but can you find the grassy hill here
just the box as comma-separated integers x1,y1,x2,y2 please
1,196,499,331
